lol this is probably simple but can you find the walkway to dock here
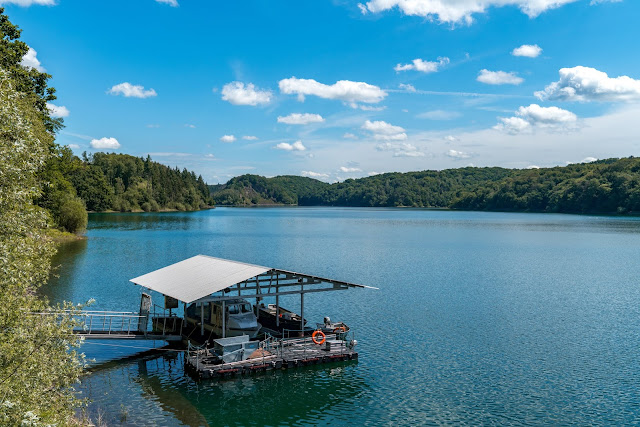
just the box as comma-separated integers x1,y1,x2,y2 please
31,310,183,341
185,334,358,379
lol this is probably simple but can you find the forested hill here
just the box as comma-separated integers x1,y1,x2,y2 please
210,174,330,205
209,157,640,214
42,150,213,224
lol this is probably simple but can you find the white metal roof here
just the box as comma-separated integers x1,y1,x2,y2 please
130,255,271,303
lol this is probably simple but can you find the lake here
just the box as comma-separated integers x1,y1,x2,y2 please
45,208,640,425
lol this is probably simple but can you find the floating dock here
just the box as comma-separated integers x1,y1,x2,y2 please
185,334,358,380
49,254,376,381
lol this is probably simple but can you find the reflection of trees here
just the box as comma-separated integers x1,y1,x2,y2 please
137,355,210,427
42,238,88,303
89,212,200,231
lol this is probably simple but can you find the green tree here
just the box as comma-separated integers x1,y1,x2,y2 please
0,71,83,426
0,7,61,133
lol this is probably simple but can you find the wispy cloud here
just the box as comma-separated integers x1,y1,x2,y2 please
277,113,325,125
477,70,524,85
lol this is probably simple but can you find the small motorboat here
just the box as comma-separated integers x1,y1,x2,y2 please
316,317,350,338
254,303,307,332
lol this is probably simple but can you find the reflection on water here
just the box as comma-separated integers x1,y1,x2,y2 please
80,351,367,426
47,208,640,425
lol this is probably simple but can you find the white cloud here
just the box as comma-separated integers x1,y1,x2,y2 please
535,66,640,102
495,116,531,134
512,44,542,58
343,133,359,139
581,156,598,162
394,57,449,73
90,137,120,149
155,0,178,6
444,135,458,142
417,110,461,120
590,0,622,4
477,69,524,85
376,142,424,157
495,104,577,134
301,170,329,178
221,81,272,106
368,171,382,176
185,124,196,128
220,135,236,143
339,166,362,172
362,120,407,141
277,113,325,125
399,83,416,92
242,135,258,140
20,47,45,72
362,120,404,135
276,140,306,151
67,144,80,149
108,82,157,98
1,0,55,6
446,149,471,159
361,0,579,24
46,103,69,118
279,77,386,104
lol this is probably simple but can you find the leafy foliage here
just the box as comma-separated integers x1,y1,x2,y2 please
211,160,640,214
37,145,87,233
0,71,83,426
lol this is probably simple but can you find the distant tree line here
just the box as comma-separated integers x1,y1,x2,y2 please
210,158,640,214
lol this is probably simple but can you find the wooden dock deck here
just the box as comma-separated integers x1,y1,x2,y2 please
185,337,358,379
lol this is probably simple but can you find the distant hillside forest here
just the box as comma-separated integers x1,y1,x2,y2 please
40,149,213,232
210,157,640,215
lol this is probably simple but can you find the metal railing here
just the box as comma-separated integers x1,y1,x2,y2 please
76,311,147,336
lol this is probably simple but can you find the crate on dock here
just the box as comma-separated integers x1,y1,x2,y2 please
213,335,260,363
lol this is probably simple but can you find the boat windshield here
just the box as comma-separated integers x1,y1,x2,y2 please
228,303,252,314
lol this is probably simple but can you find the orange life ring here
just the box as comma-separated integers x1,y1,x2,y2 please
333,326,347,333
312,330,326,345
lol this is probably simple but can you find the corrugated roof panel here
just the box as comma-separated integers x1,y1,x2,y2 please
129,255,271,303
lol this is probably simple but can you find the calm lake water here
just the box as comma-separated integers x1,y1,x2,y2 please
45,208,640,426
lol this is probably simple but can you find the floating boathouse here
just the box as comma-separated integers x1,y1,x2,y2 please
74,255,376,379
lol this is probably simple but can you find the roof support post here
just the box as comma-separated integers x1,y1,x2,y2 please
275,276,279,328
300,286,304,337
200,303,204,336
222,300,226,338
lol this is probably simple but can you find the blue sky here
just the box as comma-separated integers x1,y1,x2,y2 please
7,0,640,183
